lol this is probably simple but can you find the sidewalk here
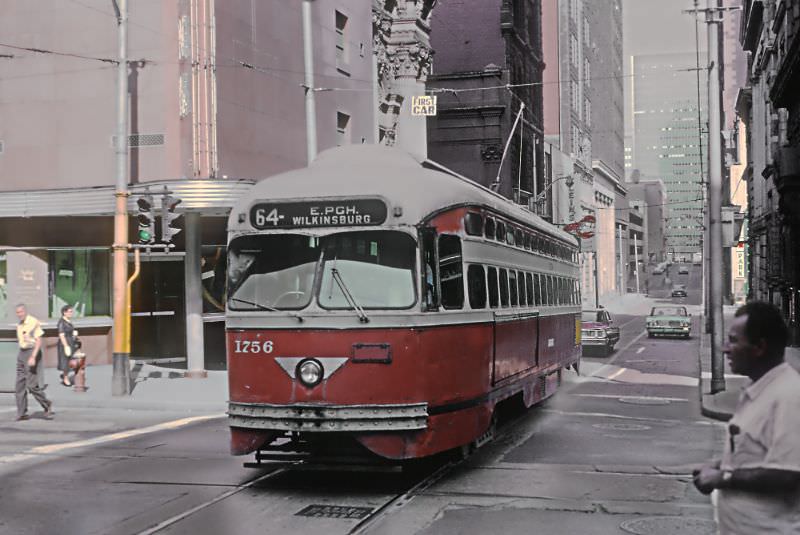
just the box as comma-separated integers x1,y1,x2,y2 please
0,362,228,414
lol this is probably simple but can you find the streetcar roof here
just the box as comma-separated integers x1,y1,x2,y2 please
228,144,578,245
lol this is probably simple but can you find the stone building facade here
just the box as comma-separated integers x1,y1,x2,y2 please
426,0,545,203
739,0,800,343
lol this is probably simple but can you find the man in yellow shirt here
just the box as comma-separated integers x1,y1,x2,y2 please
15,304,53,421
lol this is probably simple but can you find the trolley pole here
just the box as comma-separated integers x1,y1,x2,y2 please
111,0,131,396
302,0,317,164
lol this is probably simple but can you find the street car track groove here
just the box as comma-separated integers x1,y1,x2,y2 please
347,459,462,534
134,466,290,535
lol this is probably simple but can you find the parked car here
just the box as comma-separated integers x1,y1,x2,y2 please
653,266,665,275
581,308,621,356
678,265,689,275
646,306,691,338
671,284,687,298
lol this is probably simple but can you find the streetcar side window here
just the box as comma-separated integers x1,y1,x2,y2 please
496,221,506,242
485,217,496,240
509,270,518,306
515,229,523,248
525,273,534,306
524,233,532,250
467,265,487,309
487,267,499,307
546,275,554,305
533,273,541,305
506,227,515,246
464,213,484,236
575,279,580,304
518,271,526,306
499,268,510,307
438,235,464,310
421,228,439,311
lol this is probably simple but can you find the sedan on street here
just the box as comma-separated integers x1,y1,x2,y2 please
678,265,690,275
646,306,692,338
581,308,621,356
671,284,687,298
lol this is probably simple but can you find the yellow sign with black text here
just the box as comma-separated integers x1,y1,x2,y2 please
411,95,437,116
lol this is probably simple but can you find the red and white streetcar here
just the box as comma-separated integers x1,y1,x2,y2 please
226,145,581,461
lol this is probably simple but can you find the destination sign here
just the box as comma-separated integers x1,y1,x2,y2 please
250,199,388,229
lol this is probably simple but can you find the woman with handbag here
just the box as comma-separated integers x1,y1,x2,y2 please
56,304,77,387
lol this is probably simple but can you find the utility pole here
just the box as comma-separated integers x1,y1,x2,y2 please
618,224,624,294
111,0,130,396
302,0,317,164
706,1,726,394
634,234,641,293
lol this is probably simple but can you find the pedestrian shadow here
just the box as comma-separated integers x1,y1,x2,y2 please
129,362,185,393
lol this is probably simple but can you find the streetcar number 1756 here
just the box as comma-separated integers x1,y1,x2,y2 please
233,340,274,354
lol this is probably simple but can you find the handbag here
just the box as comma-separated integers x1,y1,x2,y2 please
72,337,82,350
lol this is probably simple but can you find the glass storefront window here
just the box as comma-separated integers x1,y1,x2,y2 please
49,250,110,318
0,253,6,319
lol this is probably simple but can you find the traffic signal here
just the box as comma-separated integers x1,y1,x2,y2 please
136,193,155,244
160,193,182,243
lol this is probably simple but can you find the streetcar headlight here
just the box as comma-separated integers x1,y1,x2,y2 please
296,359,323,387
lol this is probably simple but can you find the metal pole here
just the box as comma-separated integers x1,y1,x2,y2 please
707,2,725,393
634,234,641,293
618,225,624,295
184,212,207,378
302,0,317,164
112,0,131,396
594,251,600,308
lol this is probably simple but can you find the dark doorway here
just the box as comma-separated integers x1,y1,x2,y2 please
130,256,186,364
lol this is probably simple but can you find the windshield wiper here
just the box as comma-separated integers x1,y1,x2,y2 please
330,268,369,323
229,297,304,322
230,297,278,311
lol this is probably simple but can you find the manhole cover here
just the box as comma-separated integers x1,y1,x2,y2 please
295,504,374,519
592,422,651,431
620,516,716,534
619,396,671,406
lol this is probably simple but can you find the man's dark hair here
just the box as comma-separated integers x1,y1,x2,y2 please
735,301,788,359
60,304,73,315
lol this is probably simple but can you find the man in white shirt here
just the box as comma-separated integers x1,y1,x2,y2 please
693,301,800,534
14,304,53,421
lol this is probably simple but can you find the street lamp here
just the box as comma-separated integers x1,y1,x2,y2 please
534,175,574,203
531,175,574,220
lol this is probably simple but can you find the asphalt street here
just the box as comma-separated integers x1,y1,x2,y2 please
0,265,725,535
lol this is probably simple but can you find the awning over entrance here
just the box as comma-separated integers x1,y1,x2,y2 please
0,179,255,218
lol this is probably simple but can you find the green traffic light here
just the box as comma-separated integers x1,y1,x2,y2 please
138,229,152,242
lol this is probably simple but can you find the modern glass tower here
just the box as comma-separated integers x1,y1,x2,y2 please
628,52,707,261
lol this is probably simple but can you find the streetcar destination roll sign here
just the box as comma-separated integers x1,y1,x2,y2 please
250,199,388,229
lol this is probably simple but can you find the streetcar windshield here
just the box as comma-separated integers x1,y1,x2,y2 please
228,234,320,310
227,231,416,311
319,231,416,309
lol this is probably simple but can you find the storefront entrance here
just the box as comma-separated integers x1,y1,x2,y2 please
130,255,186,363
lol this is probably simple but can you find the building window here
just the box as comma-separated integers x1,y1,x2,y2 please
336,112,350,146
49,249,110,318
335,10,349,73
